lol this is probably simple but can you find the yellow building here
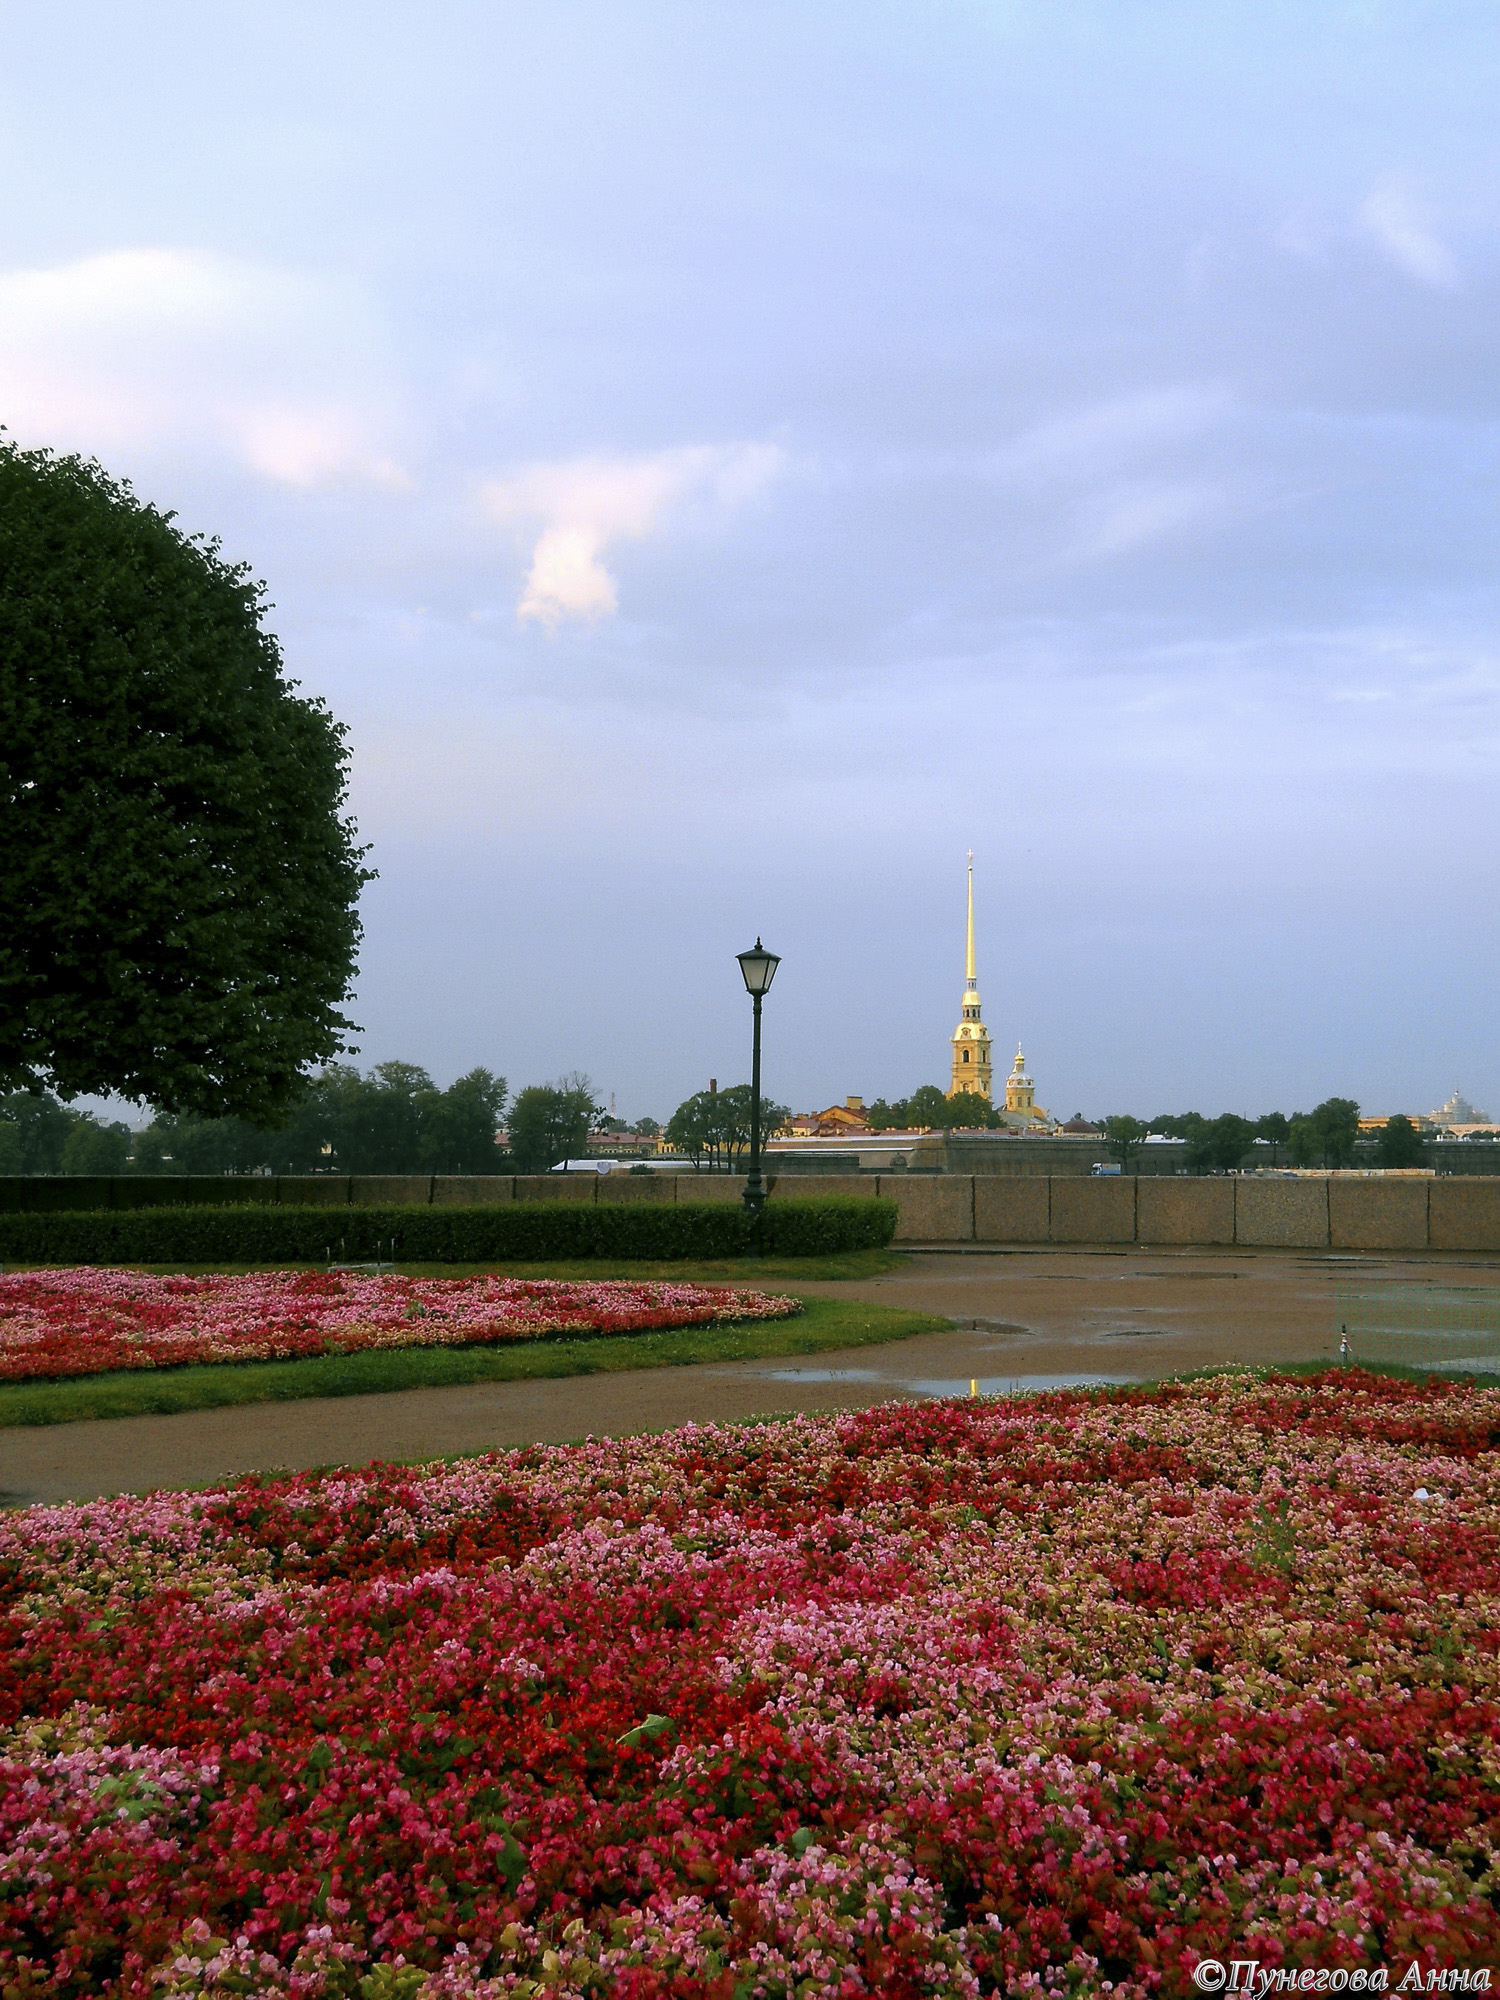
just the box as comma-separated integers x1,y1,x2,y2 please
950,853,994,1099
947,854,1052,1124
1004,1045,1049,1124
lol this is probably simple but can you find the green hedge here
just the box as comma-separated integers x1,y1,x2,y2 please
0,1197,897,1265
0,1176,288,1212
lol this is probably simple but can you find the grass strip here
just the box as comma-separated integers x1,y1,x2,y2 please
0,1291,947,1429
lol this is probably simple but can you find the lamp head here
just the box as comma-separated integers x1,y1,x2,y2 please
736,939,780,996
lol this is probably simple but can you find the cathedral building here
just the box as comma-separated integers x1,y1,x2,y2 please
950,853,994,1098
949,855,1051,1125
1003,1045,1049,1124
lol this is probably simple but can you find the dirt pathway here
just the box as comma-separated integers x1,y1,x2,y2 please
5,1248,1497,1504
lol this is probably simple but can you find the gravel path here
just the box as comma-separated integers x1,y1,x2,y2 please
5,1247,1497,1504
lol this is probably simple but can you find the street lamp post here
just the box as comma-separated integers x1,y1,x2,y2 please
736,939,781,1215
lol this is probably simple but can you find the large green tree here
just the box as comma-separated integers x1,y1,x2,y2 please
130,1062,509,1176
509,1076,600,1174
1184,1112,1258,1175
0,442,370,1119
1256,1112,1290,1165
1377,1114,1428,1169
418,1067,509,1174
1103,1114,1150,1170
0,1091,78,1173
868,1086,1003,1131
665,1086,792,1170
1287,1097,1361,1168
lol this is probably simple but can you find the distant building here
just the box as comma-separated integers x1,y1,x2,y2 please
1433,1090,1491,1127
786,1097,871,1137
1356,1094,1500,1141
585,1128,657,1155
1002,1045,1050,1126
945,853,1053,1126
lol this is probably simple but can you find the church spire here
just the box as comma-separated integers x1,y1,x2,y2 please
965,849,978,1000
951,851,993,1100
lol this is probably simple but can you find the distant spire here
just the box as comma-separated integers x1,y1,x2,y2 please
966,851,976,987
951,851,992,1098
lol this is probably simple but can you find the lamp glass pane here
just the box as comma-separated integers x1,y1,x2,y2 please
737,944,780,994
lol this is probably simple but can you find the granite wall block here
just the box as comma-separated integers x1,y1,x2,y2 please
1136,1178,1234,1245
431,1177,515,1206
973,1176,1050,1242
874,1175,975,1241
1049,1176,1136,1243
1429,1178,1500,1252
1234,1179,1329,1248
349,1177,433,1206
1329,1179,1429,1251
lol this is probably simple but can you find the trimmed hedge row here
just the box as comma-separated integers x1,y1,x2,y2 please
0,1197,897,1266
0,1176,287,1213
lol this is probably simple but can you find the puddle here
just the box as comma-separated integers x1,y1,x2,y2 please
908,1372,1138,1396
763,1367,885,1384
763,1367,1138,1396
1100,1328,1174,1339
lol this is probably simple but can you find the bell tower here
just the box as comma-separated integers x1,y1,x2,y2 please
950,852,993,1099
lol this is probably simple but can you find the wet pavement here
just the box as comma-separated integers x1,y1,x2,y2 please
5,1247,1498,1504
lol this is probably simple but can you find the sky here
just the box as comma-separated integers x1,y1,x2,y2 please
6,0,1499,1125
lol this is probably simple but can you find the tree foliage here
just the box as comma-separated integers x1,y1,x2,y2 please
508,1075,599,1174
131,1064,509,1175
1102,1114,1150,1170
1184,1113,1258,1175
665,1086,793,1170
1287,1097,1361,1168
1377,1114,1428,1169
1136,1100,1364,1173
0,1091,130,1174
1256,1112,1290,1164
59,1118,132,1176
0,442,370,1119
867,1086,1003,1131
0,1092,80,1173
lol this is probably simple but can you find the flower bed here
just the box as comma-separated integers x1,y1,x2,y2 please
1,1372,1498,1997
0,1269,801,1381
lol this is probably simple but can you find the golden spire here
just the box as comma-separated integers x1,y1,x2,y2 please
964,850,978,1006
951,851,993,1098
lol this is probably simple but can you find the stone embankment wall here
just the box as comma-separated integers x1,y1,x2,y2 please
9,1172,1499,1251
772,1138,1500,1177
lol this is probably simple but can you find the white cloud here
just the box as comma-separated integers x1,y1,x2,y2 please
1083,479,1226,558
1358,176,1459,289
996,386,1231,479
984,388,1234,563
481,442,784,626
0,247,407,484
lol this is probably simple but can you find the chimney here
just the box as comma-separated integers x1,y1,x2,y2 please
709,1079,717,1095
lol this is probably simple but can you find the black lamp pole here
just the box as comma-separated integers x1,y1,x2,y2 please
736,939,780,1215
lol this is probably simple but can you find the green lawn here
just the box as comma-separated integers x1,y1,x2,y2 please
0,1275,946,1429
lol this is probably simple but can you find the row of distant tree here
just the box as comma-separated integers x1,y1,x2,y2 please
1101,1099,1429,1172
0,1068,593,1179
0,1069,802,1179
0,1067,508,1178
662,1088,793,1171
8,1076,1427,1182
865,1088,1007,1131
